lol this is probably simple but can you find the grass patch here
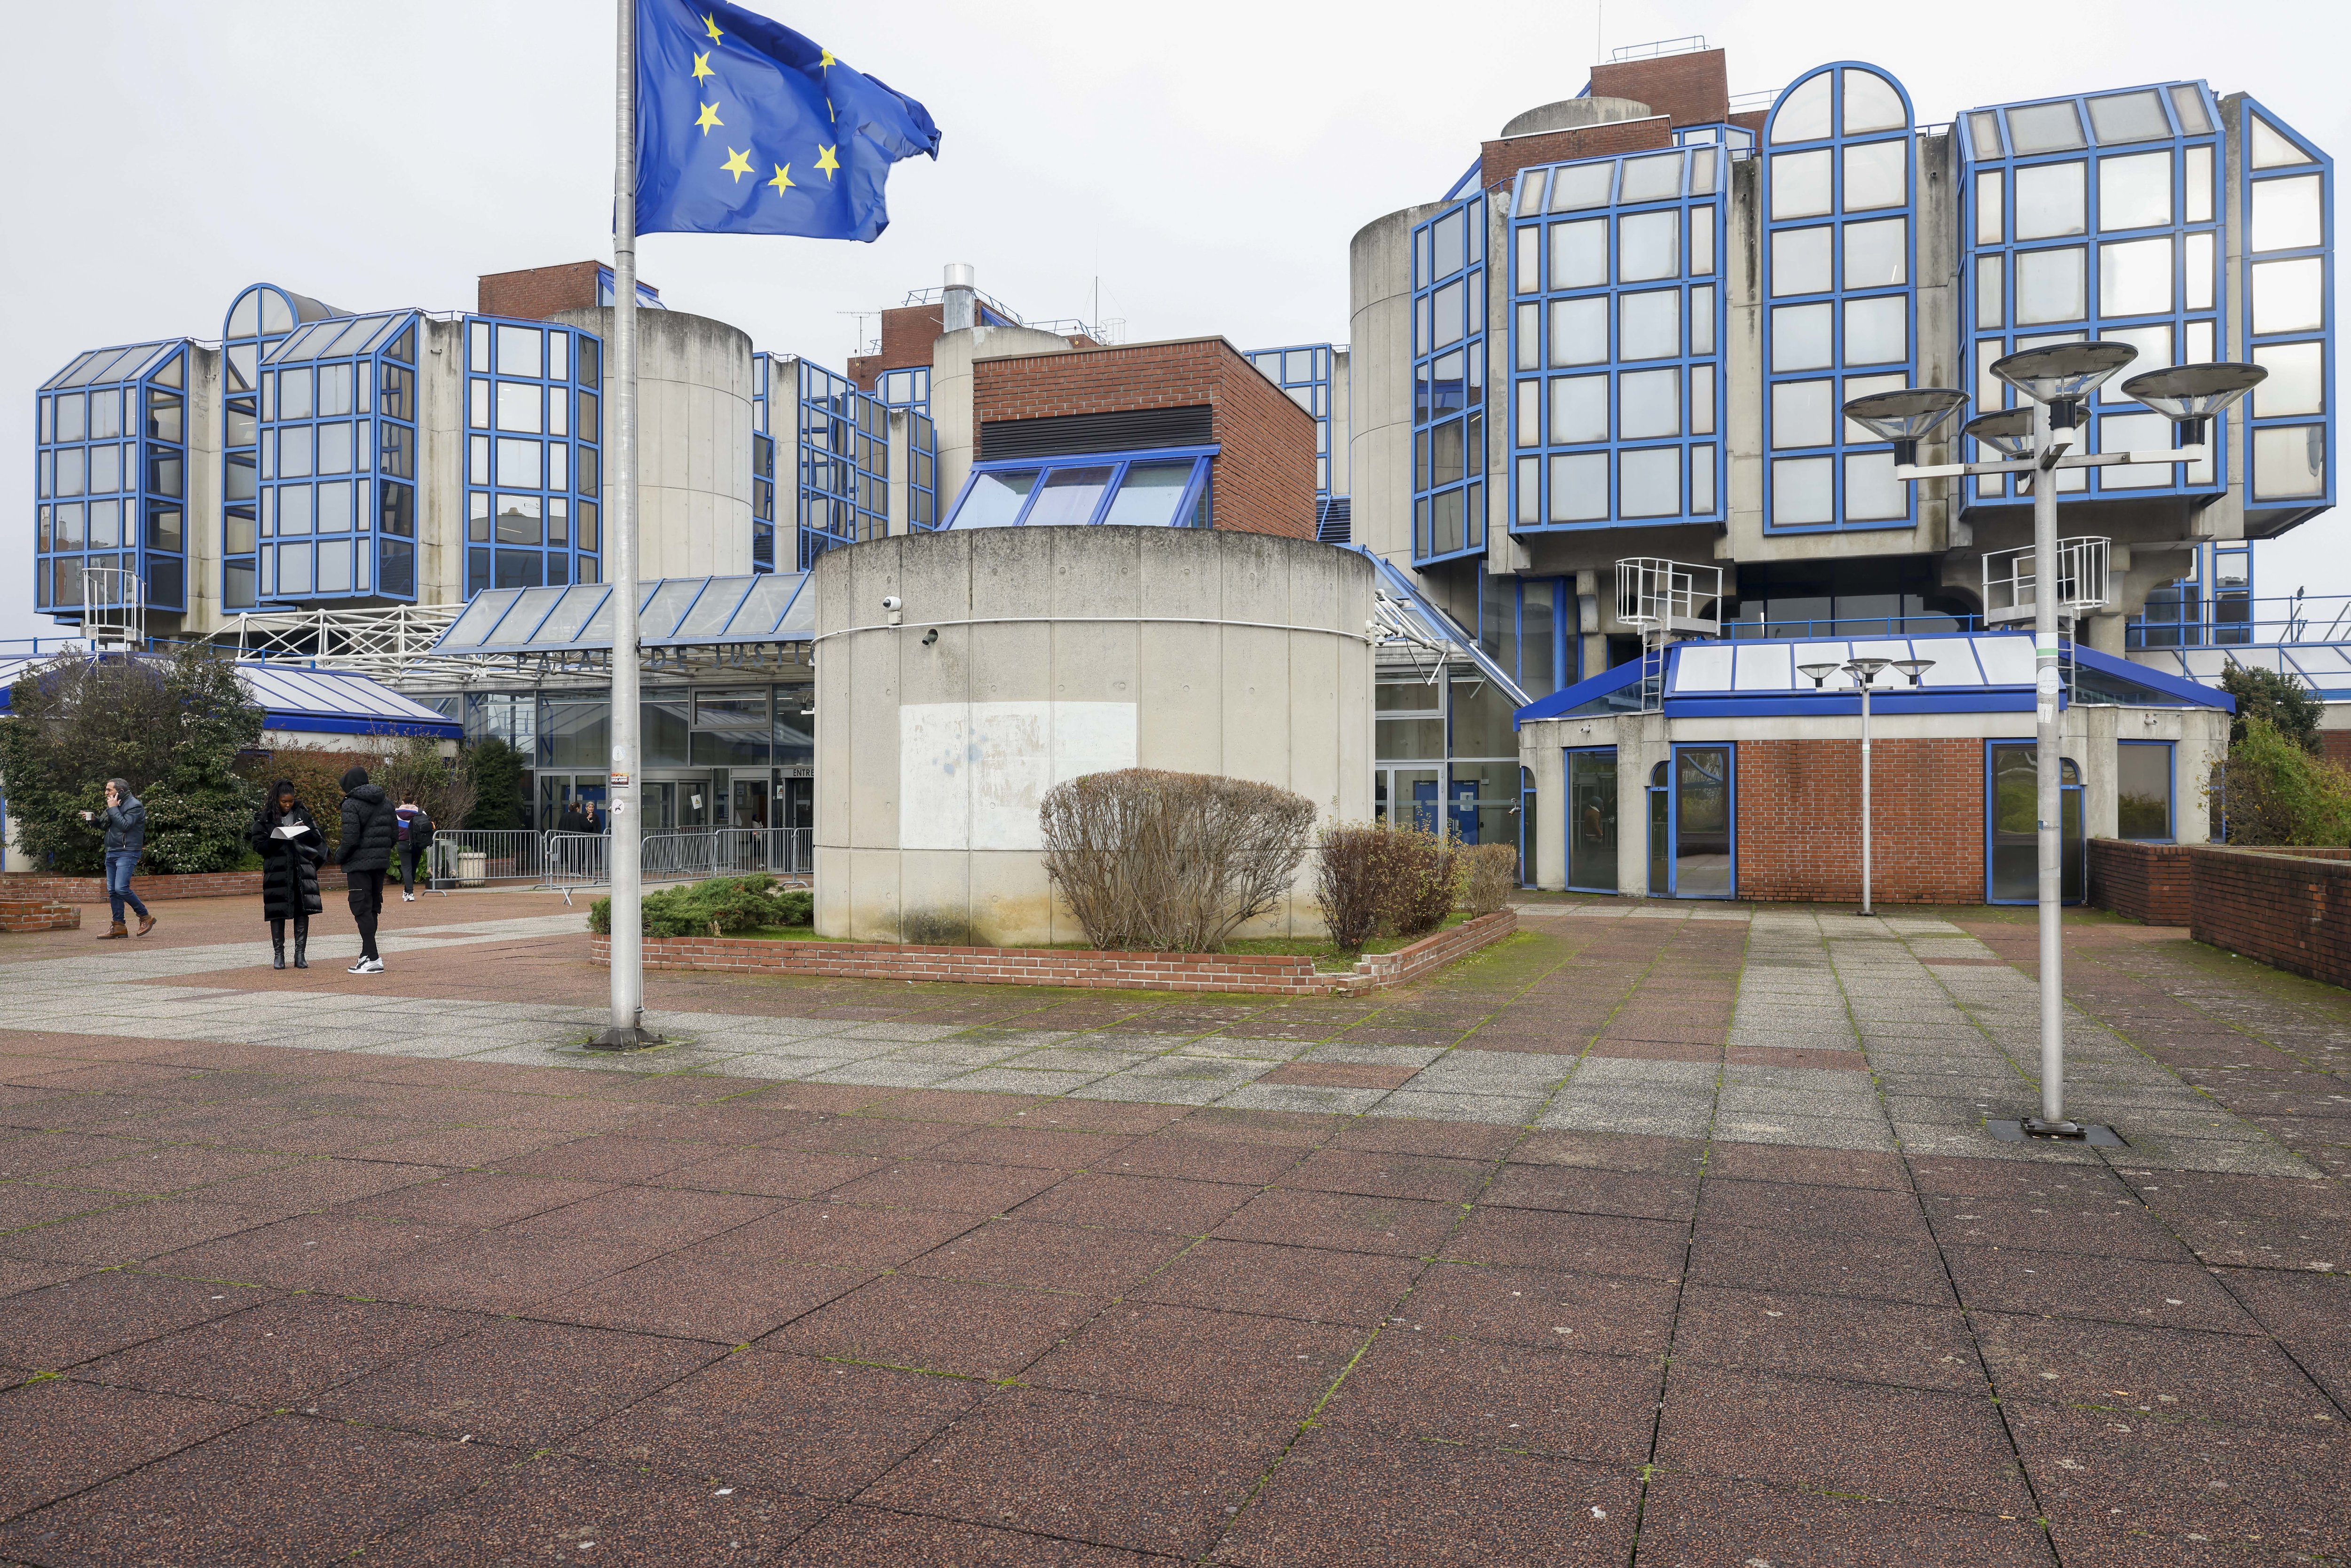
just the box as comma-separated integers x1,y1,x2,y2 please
721,911,1476,970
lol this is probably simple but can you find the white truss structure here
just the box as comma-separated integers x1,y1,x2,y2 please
226,604,470,686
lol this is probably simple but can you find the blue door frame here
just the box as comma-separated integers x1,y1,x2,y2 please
1668,742,1737,900
1982,740,2086,905
1564,745,1620,894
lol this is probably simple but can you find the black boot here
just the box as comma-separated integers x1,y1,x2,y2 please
271,919,286,970
292,917,309,970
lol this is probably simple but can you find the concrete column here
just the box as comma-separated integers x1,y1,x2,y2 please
1348,203,1442,574
928,323,1075,520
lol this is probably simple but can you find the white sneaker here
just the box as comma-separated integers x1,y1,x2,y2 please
402,892,415,902
361,957,386,974
347,959,371,975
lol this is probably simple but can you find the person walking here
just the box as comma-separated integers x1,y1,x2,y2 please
335,767,397,975
394,799,435,902
249,780,323,969
82,778,156,939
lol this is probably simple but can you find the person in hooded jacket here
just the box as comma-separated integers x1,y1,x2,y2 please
336,767,398,975
249,780,323,969
394,799,435,902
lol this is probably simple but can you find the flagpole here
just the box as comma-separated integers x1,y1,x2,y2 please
592,0,654,1049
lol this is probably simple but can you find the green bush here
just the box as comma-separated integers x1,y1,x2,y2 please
2219,663,2324,754
589,875,813,937
2209,715,2351,846
465,736,527,829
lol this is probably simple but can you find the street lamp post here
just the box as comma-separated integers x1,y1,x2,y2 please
1844,356,2265,1140
1801,654,1934,918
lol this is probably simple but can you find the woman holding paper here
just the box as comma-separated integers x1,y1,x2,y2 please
249,780,324,970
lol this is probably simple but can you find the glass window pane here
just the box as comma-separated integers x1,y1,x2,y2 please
1773,379,1834,449
1515,168,1546,215
1515,225,1538,294
2016,247,2088,324
1618,368,1680,439
1619,448,1679,517
495,493,544,544
279,366,313,419
2184,146,2214,224
2097,323,2171,385
2086,90,2169,144
1689,147,1719,194
1770,149,1831,218
2097,412,2173,488
1515,302,1539,370
278,425,313,478
1550,375,1608,443
1843,70,1906,135
1843,218,1907,288
2253,341,2325,416
2248,116,2310,169
1842,141,1907,211
1551,296,1608,365
316,479,353,533
1841,372,1908,441
495,436,543,488
1771,303,1833,371
1548,161,1613,212
2099,150,2171,230
2117,745,2171,839
1516,381,1541,447
1619,153,1683,203
1967,110,2004,158
2252,257,2324,333
1690,286,1716,355
1772,72,1831,142
1691,442,1717,512
1550,452,1608,521
2015,161,2087,238
1689,208,1715,276
497,324,543,378
1772,456,1835,524
1021,465,1112,526
1975,255,2005,327
1619,291,1680,360
1843,297,1908,364
1691,364,1716,434
1432,209,1466,278
1975,169,2004,244
1433,279,1465,346
2168,86,2213,136
1101,461,1195,526
1550,219,1607,288
2099,238,2173,318
1771,226,1832,296
2252,425,2326,498
2250,174,2324,252
2006,100,2086,154
496,380,544,432
2185,232,2216,310
1845,450,1906,519
1618,210,1679,281
1674,747,1733,897
316,422,352,474
279,484,312,535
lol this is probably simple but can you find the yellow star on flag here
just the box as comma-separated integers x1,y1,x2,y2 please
691,51,714,82
814,143,840,180
819,47,834,68
767,163,794,195
695,101,723,135
720,146,754,182
702,11,723,44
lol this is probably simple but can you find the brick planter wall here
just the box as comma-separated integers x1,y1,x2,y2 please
1735,737,1984,904
591,910,1518,997
0,868,349,904
0,898,79,933
2091,838,2351,989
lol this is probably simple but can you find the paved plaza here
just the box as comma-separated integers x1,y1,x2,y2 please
0,889,2345,1564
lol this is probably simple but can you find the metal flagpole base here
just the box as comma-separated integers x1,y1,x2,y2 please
1988,1117,2127,1148
584,1024,665,1053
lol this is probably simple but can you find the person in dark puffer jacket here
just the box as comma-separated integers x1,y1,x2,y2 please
336,767,399,975
250,780,323,970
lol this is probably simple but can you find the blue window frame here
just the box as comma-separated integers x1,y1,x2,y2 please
1245,344,1337,496
939,447,1215,530
752,352,777,570
219,283,347,611
245,311,429,606
876,366,931,411
2239,97,2334,528
2116,740,2175,842
1668,742,1737,898
2127,541,2252,648
595,266,665,309
1985,742,2085,904
455,316,603,599
1761,63,1919,533
1564,745,1619,893
1411,195,1487,563
790,357,887,568
907,409,939,531
1508,144,1728,533
33,339,191,618
1478,572,1571,699
1958,81,2228,510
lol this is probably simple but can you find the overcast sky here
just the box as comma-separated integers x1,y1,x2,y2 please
5,0,2344,642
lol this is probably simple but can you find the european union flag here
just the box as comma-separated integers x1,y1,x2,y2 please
635,0,940,241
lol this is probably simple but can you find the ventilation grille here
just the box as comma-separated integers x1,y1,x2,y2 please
979,405,1213,461
1315,496,1352,544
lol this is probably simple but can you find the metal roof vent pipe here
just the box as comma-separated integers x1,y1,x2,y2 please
942,263,977,331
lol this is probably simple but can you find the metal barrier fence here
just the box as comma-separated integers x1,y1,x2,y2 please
529,827,812,897
426,830,547,888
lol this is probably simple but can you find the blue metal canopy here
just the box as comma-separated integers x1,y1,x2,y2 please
431,574,814,655
0,655,460,739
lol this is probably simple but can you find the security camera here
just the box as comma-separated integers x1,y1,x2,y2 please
881,595,902,611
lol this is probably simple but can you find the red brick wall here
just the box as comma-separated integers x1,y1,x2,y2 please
592,911,1515,996
2088,839,2196,925
848,303,949,390
2186,846,2351,988
0,898,78,933
1590,48,1731,126
478,262,603,322
2323,730,2351,770
1483,118,1673,194
0,869,349,904
1735,738,1985,904
973,339,1317,539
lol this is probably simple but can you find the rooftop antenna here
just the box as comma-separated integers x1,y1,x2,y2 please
836,309,877,356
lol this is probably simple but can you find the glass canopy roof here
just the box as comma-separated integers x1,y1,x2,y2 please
40,341,187,390
433,574,814,654
0,656,459,737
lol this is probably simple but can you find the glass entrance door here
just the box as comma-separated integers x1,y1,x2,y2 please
1567,748,1618,893
1987,744,2085,903
1673,745,1735,899
1374,768,1442,831
1648,763,1670,895
639,781,675,832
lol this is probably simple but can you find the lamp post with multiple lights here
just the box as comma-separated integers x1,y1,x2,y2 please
1844,351,2265,1139
1800,654,1936,919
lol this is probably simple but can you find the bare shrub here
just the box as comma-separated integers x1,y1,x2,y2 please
1041,769,1317,951
1460,842,1520,916
1381,824,1460,938
1313,823,1390,951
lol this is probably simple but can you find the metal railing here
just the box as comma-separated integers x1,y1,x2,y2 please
426,830,547,888
2126,592,2351,650
532,827,812,898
